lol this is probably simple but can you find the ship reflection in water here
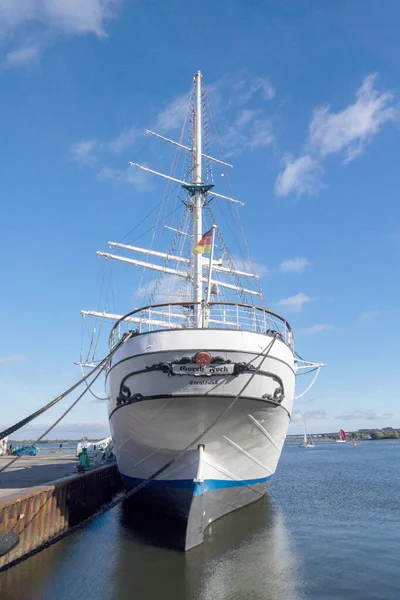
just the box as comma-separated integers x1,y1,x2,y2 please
0,496,302,600
117,495,302,600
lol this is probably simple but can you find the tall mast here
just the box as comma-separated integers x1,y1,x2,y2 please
192,70,203,327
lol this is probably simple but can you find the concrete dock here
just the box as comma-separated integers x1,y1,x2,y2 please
0,454,78,498
0,457,123,570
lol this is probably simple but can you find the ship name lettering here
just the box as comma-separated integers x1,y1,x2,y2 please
173,363,234,375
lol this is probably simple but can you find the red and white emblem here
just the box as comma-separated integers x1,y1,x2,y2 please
195,352,212,366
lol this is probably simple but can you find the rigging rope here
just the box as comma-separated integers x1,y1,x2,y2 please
205,96,264,303
0,334,279,572
138,82,194,306
293,367,322,400
0,362,107,475
0,333,132,444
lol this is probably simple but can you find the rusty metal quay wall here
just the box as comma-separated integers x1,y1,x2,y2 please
0,464,123,570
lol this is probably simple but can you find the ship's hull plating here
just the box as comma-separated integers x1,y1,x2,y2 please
107,328,295,549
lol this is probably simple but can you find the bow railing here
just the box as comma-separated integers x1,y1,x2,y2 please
109,302,293,349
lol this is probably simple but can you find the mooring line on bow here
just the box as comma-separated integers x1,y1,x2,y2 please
0,334,279,571
0,332,133,474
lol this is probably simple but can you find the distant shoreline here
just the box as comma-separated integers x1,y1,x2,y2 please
285,438,398,444
287,429,400,442
8,429,400,445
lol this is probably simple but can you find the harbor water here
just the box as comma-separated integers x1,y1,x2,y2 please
1,442,399,600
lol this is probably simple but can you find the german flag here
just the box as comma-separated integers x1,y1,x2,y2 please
193,228,213,254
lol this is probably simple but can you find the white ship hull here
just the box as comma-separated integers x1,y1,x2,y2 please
107,328,295,549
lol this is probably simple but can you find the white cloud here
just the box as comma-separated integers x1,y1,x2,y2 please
71,124,139,165
108,125,138,154
359,309,381,322
70,139,99,164
235,109,259,128
0,0,122,38
309,74,397,163
291,409,328,422
304,409,328,420
231,255,269,278
298,324,333,335
250,261,269,278
235,76,276,103
247,118,274,150
0,1,35,38
156,92,191,133
276,74,397,198
134,275,192,307
220,116,274,157
275,154,324,197
0,0,125,66
153,74,228,134
275,292,312,313
203,75,227,114
218,127,247,157
98,166,151,190
155,73,275,155
3,38,42,67
336,410,393,421
280,257,310,274
0,355,27,364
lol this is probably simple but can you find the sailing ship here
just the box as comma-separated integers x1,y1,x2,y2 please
80,71,323,550
299,421,315,448
336,429,347,443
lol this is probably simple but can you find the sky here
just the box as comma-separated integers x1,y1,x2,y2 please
1,0,399,439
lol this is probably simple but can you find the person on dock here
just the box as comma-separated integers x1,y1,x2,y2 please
77,447,91,471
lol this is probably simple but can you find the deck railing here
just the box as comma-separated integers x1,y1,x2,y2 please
109,302,293,349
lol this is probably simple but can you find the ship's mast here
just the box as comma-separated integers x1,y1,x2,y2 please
192,70,203,327
98,71,260,328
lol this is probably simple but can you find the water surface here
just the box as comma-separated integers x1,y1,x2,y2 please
1,442,399,600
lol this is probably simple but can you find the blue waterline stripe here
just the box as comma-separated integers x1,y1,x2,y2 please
120,473,273,494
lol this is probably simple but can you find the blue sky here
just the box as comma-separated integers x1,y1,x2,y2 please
1,0,399,439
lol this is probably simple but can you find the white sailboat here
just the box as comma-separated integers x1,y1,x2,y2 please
299,421,315,448
80,71,323,550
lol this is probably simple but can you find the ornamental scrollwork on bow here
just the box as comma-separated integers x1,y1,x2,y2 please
232,362,257,377
116,384,143,407
262,386,284,404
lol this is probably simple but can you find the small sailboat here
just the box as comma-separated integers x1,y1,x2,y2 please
299,422,315,448
352,439,357,446
336,429,347,443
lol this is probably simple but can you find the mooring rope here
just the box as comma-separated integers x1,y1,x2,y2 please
0,334,279,572
0,332,133,472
